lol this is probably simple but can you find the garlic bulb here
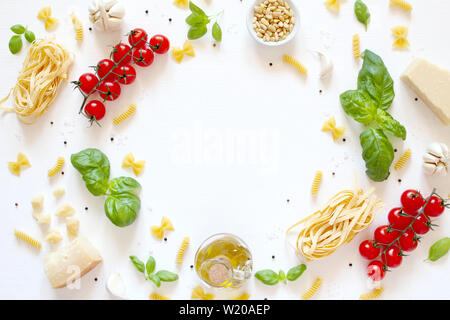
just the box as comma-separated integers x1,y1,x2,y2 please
106,272,127,299
88,0,125,32
316,51,333,79
423,142,449,176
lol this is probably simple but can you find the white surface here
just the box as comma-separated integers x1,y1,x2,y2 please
1,0,450,300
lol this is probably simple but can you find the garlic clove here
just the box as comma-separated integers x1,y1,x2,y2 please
107,272,127,299
435,163,448,176
316,51,333,79
108,2,125,18
107,18,123,31
423,152,438,165
423,162,437,175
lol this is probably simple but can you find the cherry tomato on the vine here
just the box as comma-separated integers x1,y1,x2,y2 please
128,28,148,48
132,46,154,67
424,195,446,218
76,73,99,95
116,65,136,85
401,189,425,213
367,260,386,281
84,100,105,122
412,214,430,235
97,59,118,81
398,228,418,252
97,81,121,101
381,245,403,268
388,207,414,230
112,43,132,65
359,240,380,260
149,34,170,54
374,225,400,246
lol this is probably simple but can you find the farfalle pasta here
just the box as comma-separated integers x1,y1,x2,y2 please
322,117,346,141
392,26,409,49
324,0,340,12
150,216,175,240
172,40,195,63
173,0,189,8
122,153,146,176
8,153,31,176
37,6,59,30
191,286,214,300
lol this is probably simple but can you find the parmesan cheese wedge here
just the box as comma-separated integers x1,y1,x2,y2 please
401,58,450,125
44,236,102,289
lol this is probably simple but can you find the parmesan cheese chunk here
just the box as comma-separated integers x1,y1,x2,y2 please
45,229,62,244
55,203,75,217
31,194,44,211
66,217,79,237
35,212,51,225
44,236,102,289
401,58,450,125
53,187,66,198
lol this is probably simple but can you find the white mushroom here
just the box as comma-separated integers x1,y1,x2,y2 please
106,272,127,299
423,142,449,176
88,0,125,32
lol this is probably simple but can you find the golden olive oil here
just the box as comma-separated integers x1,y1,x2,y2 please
195,234,253,288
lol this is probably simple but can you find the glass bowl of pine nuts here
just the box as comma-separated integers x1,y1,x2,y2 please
247,0,299,46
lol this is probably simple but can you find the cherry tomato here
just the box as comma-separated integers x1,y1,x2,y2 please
132,46,155,67
149,34,170,54
412,214,430,235
112,43,132,65
381,245,402,268
97,59,118,81
388,207,414,230
76,73,99,95
84,100,105,122
367,260,386,281
401,189,425,213
128,28,148,48
374,225,400,246
398,228,418,252
116,65,136,85
97,81,121,101
359,240,381,260
424,195,445,218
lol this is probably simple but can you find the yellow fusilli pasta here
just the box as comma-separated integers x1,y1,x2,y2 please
149,292,170,300
48,156,65,177
360,287,384,300
302,278,322,300
311,171,323,196
176,237,190,265
390,0,412,12
283,55,307,75
14,229,41,249
394,148,412,170
353,34,361,59
71,13,83,41
113,104,137,125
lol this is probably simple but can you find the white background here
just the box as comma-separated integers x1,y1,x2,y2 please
0,0,449,300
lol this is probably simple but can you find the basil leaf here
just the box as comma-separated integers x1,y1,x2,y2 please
24,30,35,43
188,24,208,40
212,22,222,42
354,0,370,30
9,35,23,54
149,274,161,287
427,237,450,262
340,89,377,125
104,192,140,227
286,264,307,282
130,256,145,273
375,108,407,140
357,50,395,111
189,1,207,16
108,177,141,194
146,256,156,276
278,270,287,284
186,13,209,26
71,148,110,196
255,269,279,286
155,270,179,282
11,24,25,34
360,128,394,182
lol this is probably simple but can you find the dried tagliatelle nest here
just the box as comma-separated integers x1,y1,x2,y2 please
252,0,295,42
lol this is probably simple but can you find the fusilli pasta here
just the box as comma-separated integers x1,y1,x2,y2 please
302,278,322,300
48,156,65,177
311,171,323,196
360,287,384,300
394,148,412,170
71,13,83,41
113,104,137,125
283,54,307,75
176,237,190,265
353,34,361,59
14,229,41,249
390,0,412,12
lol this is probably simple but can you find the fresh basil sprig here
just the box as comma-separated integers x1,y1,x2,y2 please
426,237,450,262
186,1,223,42
255,264,306,286
8,24,35,54
71,148,141,227
340,50,406,182
130,255,179,287
354,0,370,30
